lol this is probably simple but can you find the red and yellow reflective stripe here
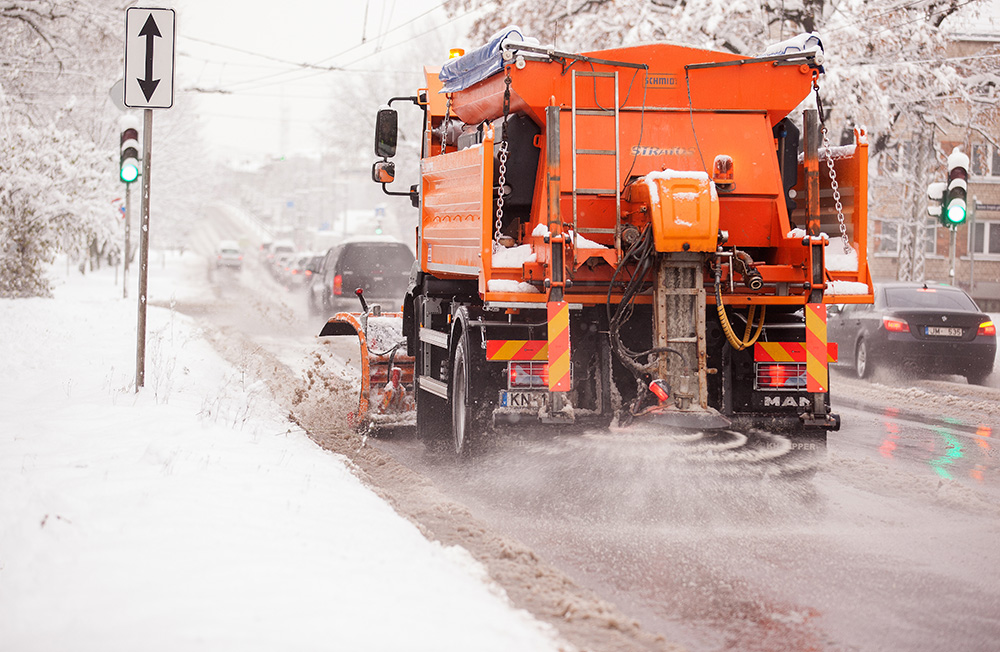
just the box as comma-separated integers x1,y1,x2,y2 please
485,340,548,361
547,301,571,392
754,342,838,363
805,303,828,393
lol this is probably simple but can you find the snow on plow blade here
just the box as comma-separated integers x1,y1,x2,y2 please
319,312,415,433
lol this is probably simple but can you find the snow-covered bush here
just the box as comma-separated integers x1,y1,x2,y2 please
0,109,116,297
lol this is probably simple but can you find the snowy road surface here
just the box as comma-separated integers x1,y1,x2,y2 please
116,203,1000,651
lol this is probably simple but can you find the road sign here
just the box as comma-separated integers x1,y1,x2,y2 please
124,8,175,109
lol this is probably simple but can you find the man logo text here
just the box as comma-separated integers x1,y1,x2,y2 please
764,396,812,408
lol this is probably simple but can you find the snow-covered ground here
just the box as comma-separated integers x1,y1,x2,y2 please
0,254,565,652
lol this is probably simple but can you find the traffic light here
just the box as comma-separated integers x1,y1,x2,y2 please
943,147,970,226
119,116,140,184
927,181,946,219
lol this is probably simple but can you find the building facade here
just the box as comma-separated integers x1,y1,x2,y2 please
867,33,1000,310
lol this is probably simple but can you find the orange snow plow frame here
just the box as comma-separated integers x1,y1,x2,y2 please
319,312,415,433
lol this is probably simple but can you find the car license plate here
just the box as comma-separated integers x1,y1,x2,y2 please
499,390,546,410
926,326,963,337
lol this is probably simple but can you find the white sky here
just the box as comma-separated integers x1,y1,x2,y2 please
172,0,470,163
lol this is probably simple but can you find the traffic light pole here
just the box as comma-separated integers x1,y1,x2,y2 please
949,224,957,286
136,108,152,390
123,183,131,299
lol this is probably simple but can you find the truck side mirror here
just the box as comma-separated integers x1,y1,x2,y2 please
372,160,395,184
375,107,398,158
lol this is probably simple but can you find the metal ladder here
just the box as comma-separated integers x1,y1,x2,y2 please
570,69,621,248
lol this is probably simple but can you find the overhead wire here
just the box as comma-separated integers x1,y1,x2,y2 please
177,1,472,96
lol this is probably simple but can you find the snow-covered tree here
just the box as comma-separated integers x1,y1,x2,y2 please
0,102,113,297
0,1,123,296
0,1,213,294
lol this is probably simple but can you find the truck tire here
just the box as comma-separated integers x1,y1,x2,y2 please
450,333,489,456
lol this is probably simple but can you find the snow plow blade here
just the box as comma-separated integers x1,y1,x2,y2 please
319,312,415,434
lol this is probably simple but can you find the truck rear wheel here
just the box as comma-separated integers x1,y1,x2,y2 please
451,334,489,455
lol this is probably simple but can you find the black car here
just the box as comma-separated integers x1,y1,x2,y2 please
828,282,996,384
308,236,415,317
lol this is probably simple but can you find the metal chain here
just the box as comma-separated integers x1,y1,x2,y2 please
814,78,852,255
441,95,452,156
494,70,511,249
822,125,851,255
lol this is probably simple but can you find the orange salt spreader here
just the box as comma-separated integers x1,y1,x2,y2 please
325,29,873,454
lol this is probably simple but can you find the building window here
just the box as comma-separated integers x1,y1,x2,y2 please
879,142,914,178
875,220,899,253
874,220,936,255
972,221,1000,256
971,143,1000,178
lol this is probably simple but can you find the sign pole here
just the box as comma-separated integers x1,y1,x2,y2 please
124,7,173,391
136,108,153,390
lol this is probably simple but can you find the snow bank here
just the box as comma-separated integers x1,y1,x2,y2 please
0,254,562,652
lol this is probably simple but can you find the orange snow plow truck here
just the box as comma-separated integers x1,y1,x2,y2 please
320,29,873,453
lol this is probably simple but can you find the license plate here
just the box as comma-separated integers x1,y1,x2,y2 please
499,390,546,410
926,326,964,337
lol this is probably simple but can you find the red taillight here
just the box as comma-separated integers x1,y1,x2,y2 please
762,364,788,387
979,321,996,336
333,274,342,296
882,316,910,333
509,362,549,388
755,363,807,388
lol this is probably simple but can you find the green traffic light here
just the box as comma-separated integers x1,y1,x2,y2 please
945,199,967,225
120,160,140,183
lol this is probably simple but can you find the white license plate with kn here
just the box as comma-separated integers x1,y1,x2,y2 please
500,391,546,410
926,326,964,337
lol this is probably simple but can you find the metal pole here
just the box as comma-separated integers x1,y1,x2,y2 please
136,108,152,390
804,110,820,237
949,225,957,286
123,183,131,299
969,198,977,294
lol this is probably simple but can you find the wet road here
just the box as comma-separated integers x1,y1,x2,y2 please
370,407,1000,651
188,204,1000,651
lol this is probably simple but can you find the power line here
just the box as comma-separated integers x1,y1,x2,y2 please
180,35,343,72
180,3,469,96
175,1,450,94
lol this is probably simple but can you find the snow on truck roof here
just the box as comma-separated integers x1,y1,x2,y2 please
439,26,825,95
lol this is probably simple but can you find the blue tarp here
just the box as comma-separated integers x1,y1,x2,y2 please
439,26,527,94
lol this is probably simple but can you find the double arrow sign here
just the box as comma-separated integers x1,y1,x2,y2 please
124,7,175,109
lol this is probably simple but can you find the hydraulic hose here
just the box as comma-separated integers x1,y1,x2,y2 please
714,269,766,351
